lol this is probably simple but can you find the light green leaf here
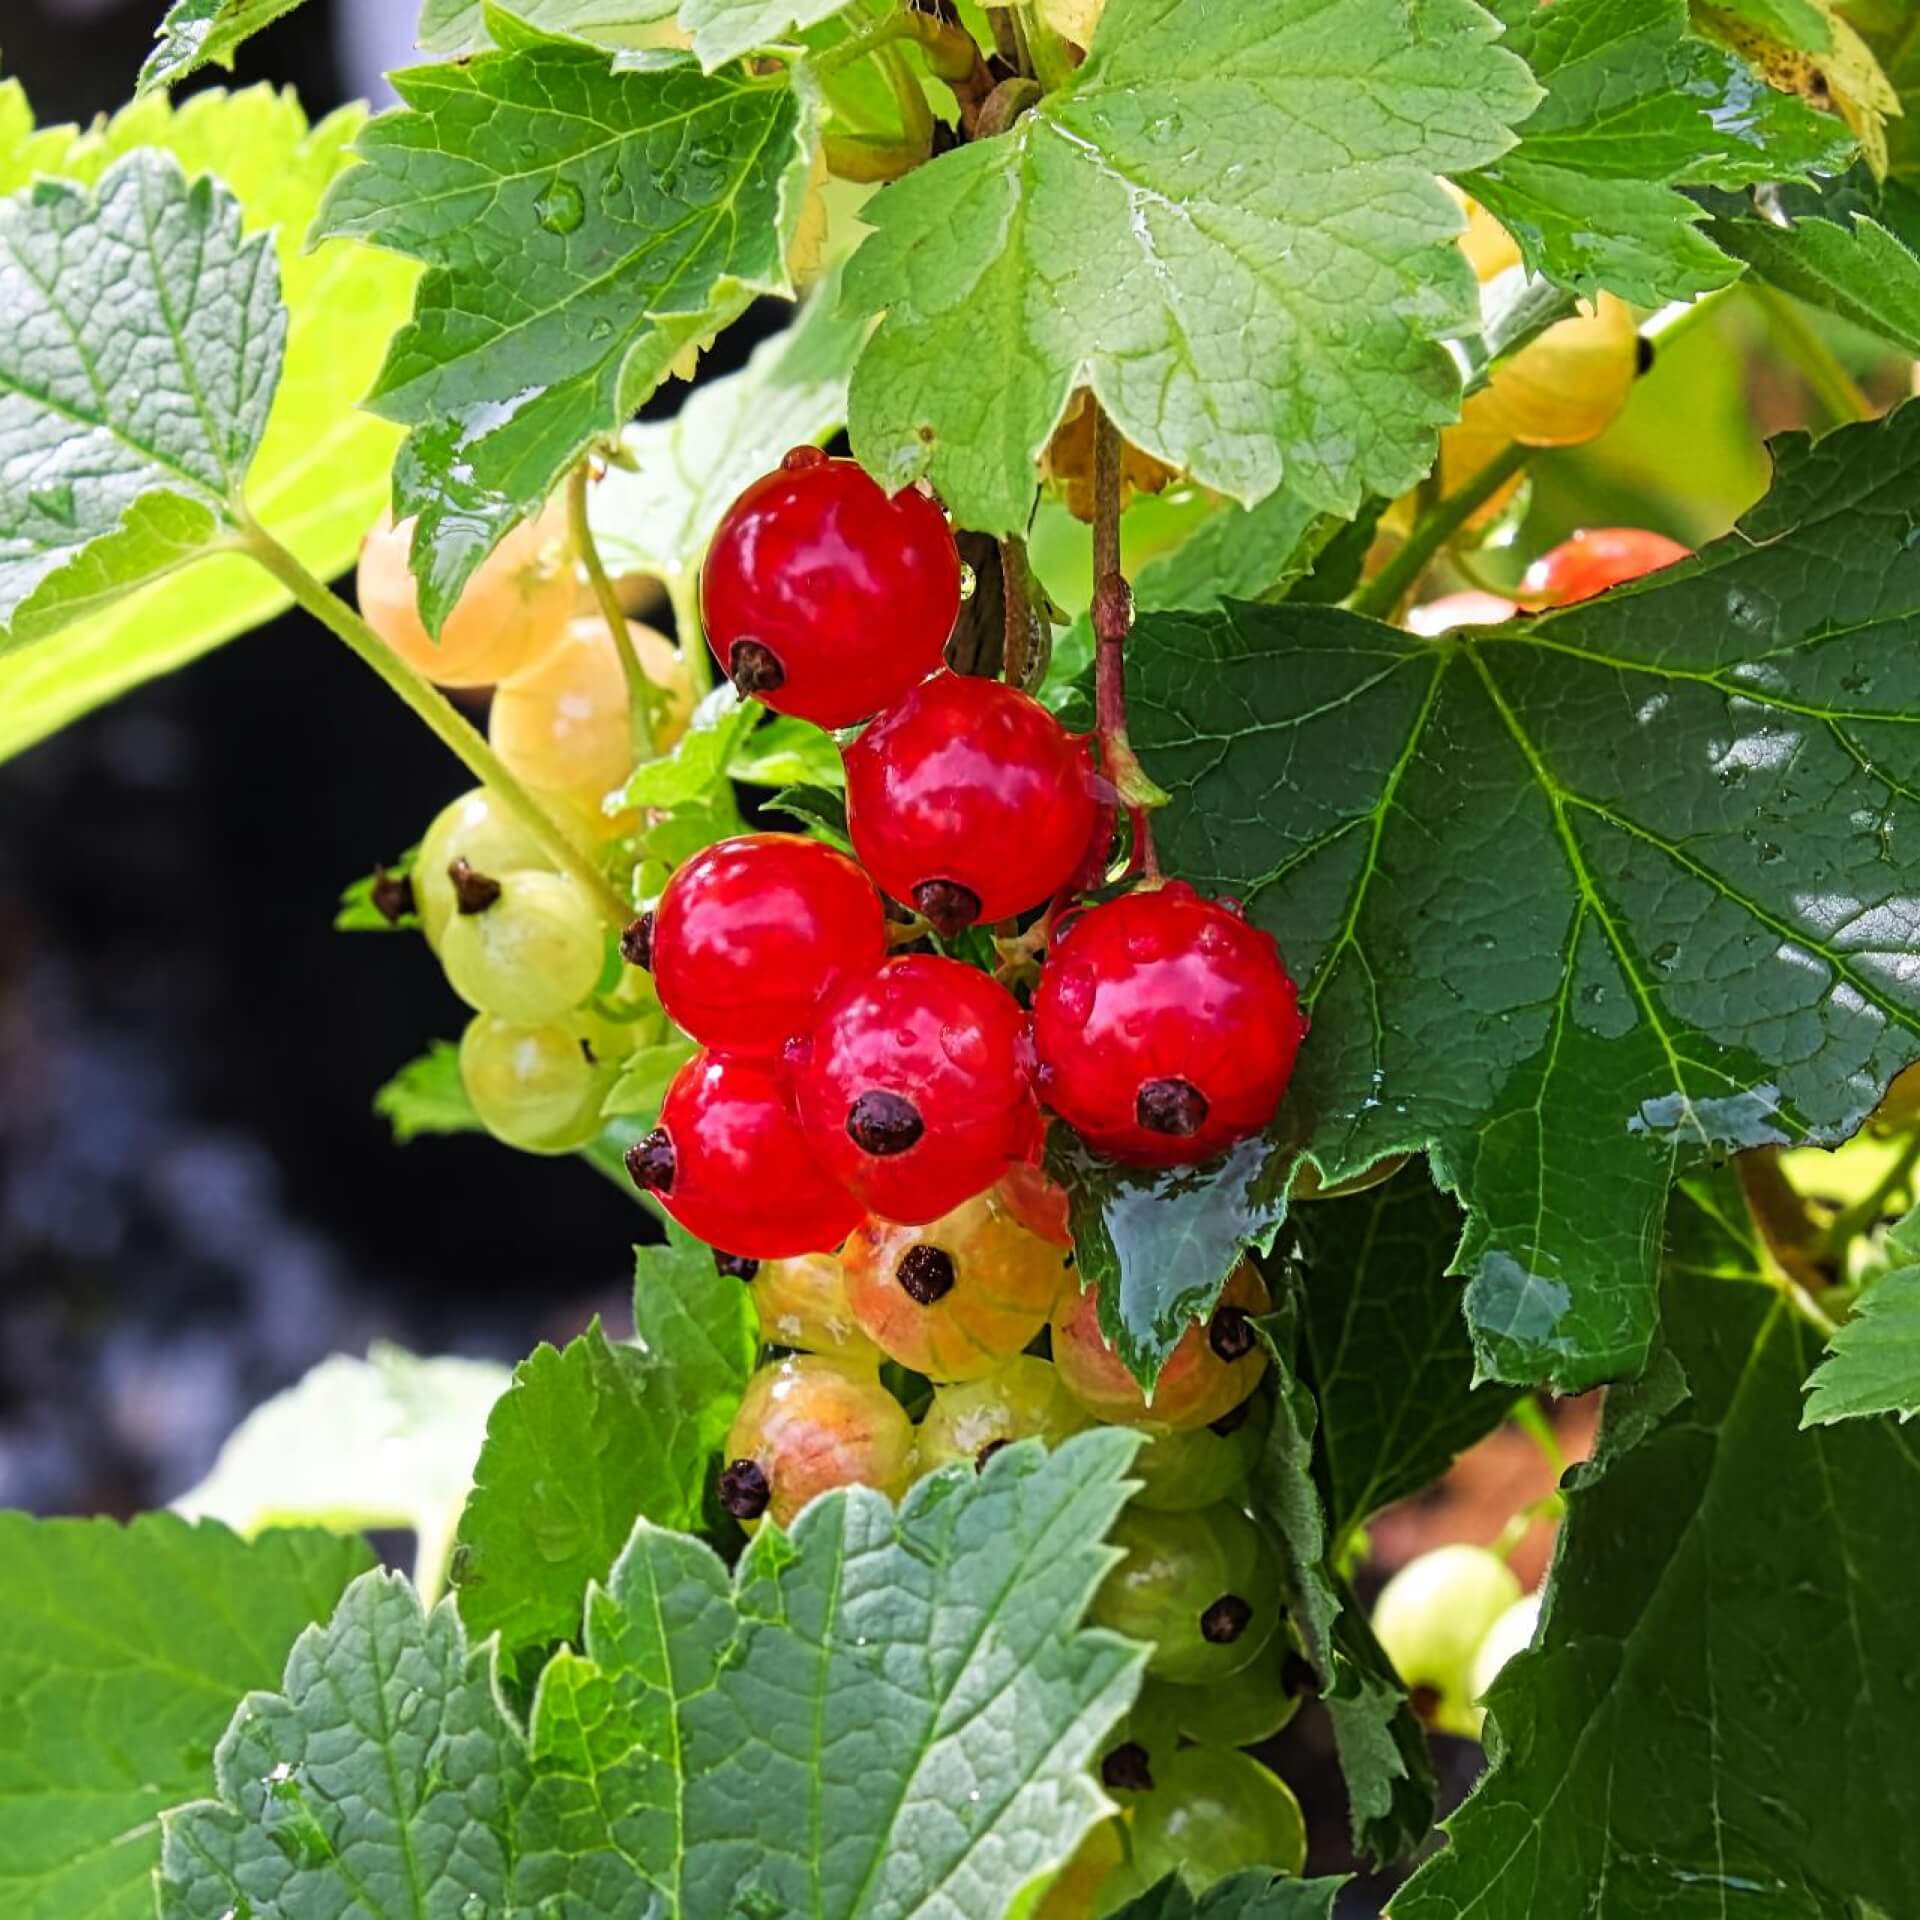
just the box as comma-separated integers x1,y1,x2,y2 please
1699,0,1832,48
313,29,816,630
0,1513,370,1920
843,0,1540,535
451,1241,754,1662
528,1429,1145,1917
1395,1177,1920,1918
157,1571,529,1920
0,151,280,639
1461,0,1857,304
591,272,860,596
1801,1204,1920,1423
174,1345,510,1598
616,684,761,808
1297,1165,1516,1545
603,1034,699,1117
683,0,860,70
1251,1289,1434,1864
1106,402,1920,1392
139,0,314,92
726,711,845,787
417,0,679,56
0,87,414,766
374,1039,479,1141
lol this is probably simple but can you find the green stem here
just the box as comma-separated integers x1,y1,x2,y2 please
243,522,632,930
1512,1395,1569,1480
1350,439,1532,623
1821,1129,1920,1258
1023,11,1078,90
813,7,916,74
1491,1490,1566,1564
669,572,714,700
1637,281,1737,358
568,461,659,765
1747,281,1876,426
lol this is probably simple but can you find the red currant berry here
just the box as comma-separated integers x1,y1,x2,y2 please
701,449,962,728
627,1051,863,1259
1032,883,1305,1167
843,672,1100,935
995,1120,1073,1248
790,955,1038,1225
1518,527,1689,608
641,834,886,1057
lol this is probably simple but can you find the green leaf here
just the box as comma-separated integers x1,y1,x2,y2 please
727,711,845,787
417,0,679,56
1460,0,1857,304
157,1571,530,1920
0,1513,370,1920
1102,1872,1348,1920
525,1429,1145,1916
602,1034,699,1117
616,683,761,808
0,87,414,766
1396,1181,1920,1918
1296,1165,1516,1545
684,0,863,69
374,1040,480,1142
761,778,853,849
174,1345,509,1598
1710,172,1920,358
451,1238,754,1662
843,0,1540,535
1251,1289,1434,1864
313,31,815,629
139,0,314,92
591,269,860,597
0,150,280,641
1801,1203,1920,1423
1118,403,1920,1392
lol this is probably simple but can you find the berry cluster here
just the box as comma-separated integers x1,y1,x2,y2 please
624,447,1308,1262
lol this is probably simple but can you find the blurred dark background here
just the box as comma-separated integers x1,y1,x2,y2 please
0,0,650,1520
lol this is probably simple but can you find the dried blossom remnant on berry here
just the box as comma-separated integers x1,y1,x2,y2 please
621,910,655,970
625,1128,676,1193
1137,1075,1209,1137
912,878,983,936
846,1089,924,1156
1199,1593,1253,1644
897,1243,956,1304
728,639,785,696
1209,1305,1255,1363
1101,1740,1154,1793
719,1457,770,1519
714,1251,759,1281
448,858,501,914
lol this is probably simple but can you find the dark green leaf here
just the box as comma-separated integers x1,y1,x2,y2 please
0,152,283,642
1396,1178,1920,1918
1462,0,1856,303
0,1514,370,1920
138,0,313,92
312,30,813,628
761,780,852,849
844,0,1540,533
1251,1286,1435,1863
1122,404,1920,1391
1102,1871,1348,1920
452,1252,754,1661
1296,1165,1516,1545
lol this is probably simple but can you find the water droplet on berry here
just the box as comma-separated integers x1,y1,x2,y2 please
1051,963,1096,1027
940,1021,989,1072
957,562,977,600
535,179,585,234
782,444,828,470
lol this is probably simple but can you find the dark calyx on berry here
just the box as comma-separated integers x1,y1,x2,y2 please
719,1458,771,1520
975,1437,1010,1472
897,1243,956,1305
845,1089,925,1156
913,878,983,938
714,1250,760,1282
624,1127,676,1194
1136,1076,1209,1137
371,866,414,924
1209,1304,1256,1363
621,910,655,970
728,639,786,697
448,858,501,915
1209,1398,1251,1437
1199,1593,1253,1645
1101,1741,1155,1793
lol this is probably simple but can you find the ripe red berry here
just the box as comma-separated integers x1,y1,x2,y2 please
843,671,1100,935
1032,882,1305,1167
995,1117,1073,1247
789,955,1038,1225
1518,527,1689,608
627,1051,863,1259
701,448,962,728
639,834,886,1057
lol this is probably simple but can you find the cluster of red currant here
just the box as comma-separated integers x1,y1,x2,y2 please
622,447,1310,1263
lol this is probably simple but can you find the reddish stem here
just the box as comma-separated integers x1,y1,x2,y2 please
1091,403,1160,878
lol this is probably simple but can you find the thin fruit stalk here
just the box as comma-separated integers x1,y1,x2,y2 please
1090,402,1166,870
